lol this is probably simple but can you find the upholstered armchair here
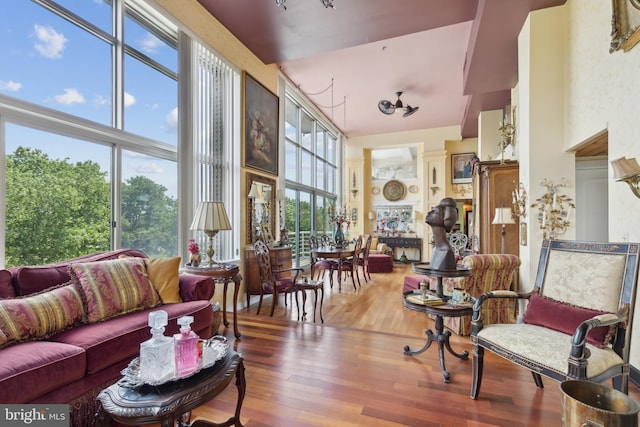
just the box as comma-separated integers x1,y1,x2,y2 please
443,254,521,335
369,235,392,256
470,240,640,400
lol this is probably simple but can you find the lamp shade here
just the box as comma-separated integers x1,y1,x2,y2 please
492,207,515,225
611,157,640,180
248,183,260,199
190,201,232,232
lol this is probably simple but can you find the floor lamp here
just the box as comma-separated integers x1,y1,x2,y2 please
492,207,515,254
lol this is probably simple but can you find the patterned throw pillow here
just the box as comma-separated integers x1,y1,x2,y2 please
70,258,161,323
0,283,85,348
523,294,616,348
144,257,183,304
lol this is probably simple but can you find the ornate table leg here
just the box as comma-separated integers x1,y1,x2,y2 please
190,360,246,427
232,274,241,338
404,315,468,383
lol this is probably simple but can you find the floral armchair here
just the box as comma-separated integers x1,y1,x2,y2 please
470,240,640,400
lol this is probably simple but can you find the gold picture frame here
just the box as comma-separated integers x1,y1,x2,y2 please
243,72,279,175
610,0,640,53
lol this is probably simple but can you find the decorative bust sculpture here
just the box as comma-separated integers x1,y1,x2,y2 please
426,197,458,270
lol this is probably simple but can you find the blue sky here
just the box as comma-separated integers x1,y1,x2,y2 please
0,0,179,197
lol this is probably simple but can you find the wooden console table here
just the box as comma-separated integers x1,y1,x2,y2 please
96,350,245,427
377,236,422,261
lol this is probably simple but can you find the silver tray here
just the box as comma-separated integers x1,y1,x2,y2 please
118,336,229,389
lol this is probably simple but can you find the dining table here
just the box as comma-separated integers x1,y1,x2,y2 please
311,245,356,292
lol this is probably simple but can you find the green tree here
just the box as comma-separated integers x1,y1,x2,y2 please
121,176,178,257
5,147,110,266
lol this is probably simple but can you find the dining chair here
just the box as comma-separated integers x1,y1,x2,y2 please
253,239,303,316
357,234,373,282
309,235,337,283
337,235,363,289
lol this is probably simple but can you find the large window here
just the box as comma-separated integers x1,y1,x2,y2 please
283,94,339,267
0,0,239,267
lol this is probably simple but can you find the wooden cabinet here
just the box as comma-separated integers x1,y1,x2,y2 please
474,160,519,255
244,246,292,303
377,236,422,261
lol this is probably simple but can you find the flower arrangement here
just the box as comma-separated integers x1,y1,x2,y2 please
187,239,200,255
327,203,351,228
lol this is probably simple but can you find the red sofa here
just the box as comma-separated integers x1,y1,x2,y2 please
0,249,215,426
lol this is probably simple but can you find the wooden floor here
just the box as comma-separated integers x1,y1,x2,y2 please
191,263,640,427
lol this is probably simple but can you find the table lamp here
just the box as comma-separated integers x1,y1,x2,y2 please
492,207,515,254
190,201,232,266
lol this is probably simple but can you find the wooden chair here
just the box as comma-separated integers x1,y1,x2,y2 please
357,234,373,282
470,239,640,399
253,239,303,317
309,235,337,283
337,235,363,289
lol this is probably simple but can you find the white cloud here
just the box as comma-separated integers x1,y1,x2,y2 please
131,162,164,174
124,92,136,107
93,95,109,107
0,80,22,91
54,88,85,105
33,24,67,59
165,107,178,132
138,33,163,54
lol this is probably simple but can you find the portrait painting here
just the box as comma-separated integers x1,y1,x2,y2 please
244,72,279,176
451,153,475,184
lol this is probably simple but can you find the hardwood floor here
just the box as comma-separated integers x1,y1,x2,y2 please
191,263,640,427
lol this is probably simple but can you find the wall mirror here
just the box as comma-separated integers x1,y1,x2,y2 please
371,147,417,180
246,172,276,244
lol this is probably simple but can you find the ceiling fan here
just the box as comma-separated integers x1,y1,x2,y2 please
378,91,419,118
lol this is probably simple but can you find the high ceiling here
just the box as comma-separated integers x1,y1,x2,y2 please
197,0,566,138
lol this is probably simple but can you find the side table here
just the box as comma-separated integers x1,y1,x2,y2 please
295,279,324,323
402,263,472,383
96,350,245,427
183,263,242,339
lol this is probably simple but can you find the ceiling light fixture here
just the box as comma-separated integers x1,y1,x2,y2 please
320,0,335,8
275,0,286,10
378,91,420,118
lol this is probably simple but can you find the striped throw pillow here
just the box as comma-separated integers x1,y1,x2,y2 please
0,283,85,348
70,257,161,323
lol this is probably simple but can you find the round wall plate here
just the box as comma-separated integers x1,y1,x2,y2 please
383,180,406,201
408,184,419,194
371,186,381,195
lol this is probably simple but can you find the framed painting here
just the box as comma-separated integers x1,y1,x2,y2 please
243,72,279,176
610,0,640,52
451,152,475,184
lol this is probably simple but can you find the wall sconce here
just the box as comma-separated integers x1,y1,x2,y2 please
498,108,516,165
453,183,472,198
351,171,358,198
530,178,575,240
512,182,528,219
611,156,640,198
492,207,515,254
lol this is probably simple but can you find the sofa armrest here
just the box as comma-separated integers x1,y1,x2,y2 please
179,274,215,302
